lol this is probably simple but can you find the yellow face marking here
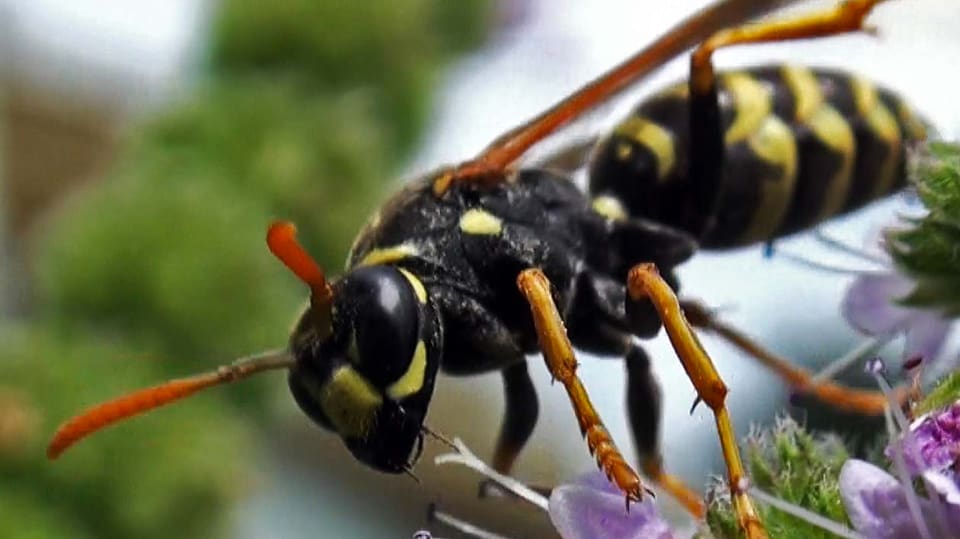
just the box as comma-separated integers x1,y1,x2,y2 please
613,116,675,181
459,208,503,235
723,72,772,145
742,116,798,243
320,366,383,439
386,341,427,400
397,267,427,303
357,242,419,267
615,141,633,161
781,65,823,123
591,195,628,222
808,105,855,220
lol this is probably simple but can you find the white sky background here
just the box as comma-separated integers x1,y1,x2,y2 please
0,0,210,112
4,0,959,536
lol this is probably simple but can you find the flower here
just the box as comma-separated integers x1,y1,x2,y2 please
842,270,953,367
884,400,960,477
430,437,687,539
841,142,960,372
549,471,679,539
839,457,960,539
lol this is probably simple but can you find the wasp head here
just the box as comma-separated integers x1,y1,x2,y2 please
273,230,442,474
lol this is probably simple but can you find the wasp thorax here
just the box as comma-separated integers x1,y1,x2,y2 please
287,265,439,473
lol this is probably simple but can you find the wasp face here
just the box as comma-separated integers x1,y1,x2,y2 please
287,265,441,473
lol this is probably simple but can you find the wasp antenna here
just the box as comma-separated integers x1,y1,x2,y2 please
47,349,294,460
266,221,334,305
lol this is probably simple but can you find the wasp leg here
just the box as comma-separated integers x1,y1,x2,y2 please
566,274,705,516
627,263,766,539
684,0,884,237
492,361,540,474
679,299,908,414
517,267,647,505
691,0,883,95
625,345,706,518
435,0,798,195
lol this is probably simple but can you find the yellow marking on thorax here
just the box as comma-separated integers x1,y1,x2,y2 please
320,366,383,439
591,195,628,222
386,341,427,400
357,242,419,267
459,208,503,235
741,116,798,243
397,267,427,303
780,65,823,123
808,105,856,220
613,116,675,181
723,72,772,145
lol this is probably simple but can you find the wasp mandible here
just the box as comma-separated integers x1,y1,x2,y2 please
48,1,924,537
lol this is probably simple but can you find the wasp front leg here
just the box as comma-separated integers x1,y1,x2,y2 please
627,264,767,539
517,268,647,505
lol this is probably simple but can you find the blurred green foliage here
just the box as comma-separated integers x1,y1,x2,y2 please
916,368,960,415
0,326,250,539
889,141,960,315
704,416,850,539
212,0,492,156
5,1,491,538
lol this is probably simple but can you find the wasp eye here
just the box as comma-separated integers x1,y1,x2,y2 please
337,266,421,389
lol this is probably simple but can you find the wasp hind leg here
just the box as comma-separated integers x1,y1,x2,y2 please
683,0,884,238
627,263,767,539
679,299,906,414
691,0,884,96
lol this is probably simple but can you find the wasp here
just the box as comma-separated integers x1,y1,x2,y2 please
47,1,925,536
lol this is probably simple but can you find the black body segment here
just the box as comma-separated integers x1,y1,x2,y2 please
331,168,697,476
588,65,926,249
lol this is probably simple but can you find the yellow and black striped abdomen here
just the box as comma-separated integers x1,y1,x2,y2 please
587,65,926,249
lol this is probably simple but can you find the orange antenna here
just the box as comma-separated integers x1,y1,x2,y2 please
267,221,333,303
47,350,294,459
267,221,335,336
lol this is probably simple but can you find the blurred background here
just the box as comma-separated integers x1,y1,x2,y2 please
0,1,958,538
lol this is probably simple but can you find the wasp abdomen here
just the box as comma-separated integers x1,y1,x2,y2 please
588,65,926,249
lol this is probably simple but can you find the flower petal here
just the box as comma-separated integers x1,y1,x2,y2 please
886,401,960,475
843,273,917,335
904,312,952,364
839,459,929,538
549,472,675,539
922,470,960,505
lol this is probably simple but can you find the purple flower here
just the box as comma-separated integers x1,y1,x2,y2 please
839,459,943,539
843,271,953,366
549,471,680,539
885,400,960,476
